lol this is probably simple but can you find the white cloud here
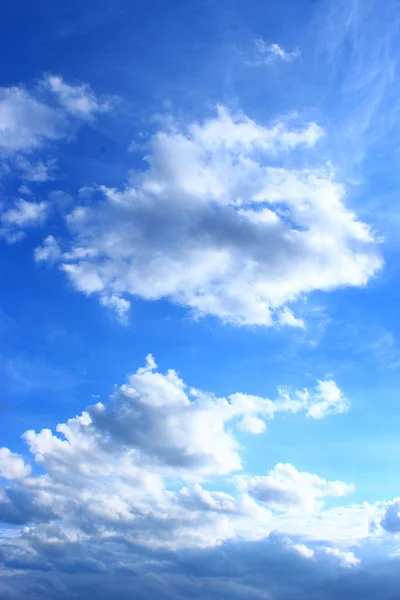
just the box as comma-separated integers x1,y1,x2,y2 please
321,546,360,567
99,295,131,323
1,198,49,241
272,377,349,420
278,307,305,328
236,463,354,512
250,40,301,66
34,235,62,263
0,86,66,152
0,76,112,228
0,76,111,156
45,75,111,119
306,379,349,419
1,199,49,227
237,415,266,434
39,106,380,326
0,448,31,480
0,357,354,549
292,543,315,558
0,355,390,599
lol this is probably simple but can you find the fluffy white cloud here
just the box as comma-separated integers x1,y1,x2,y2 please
0,74,112,243
0,355,393,600
321,546,360,567
292,543,315,558
23,355,343,481
268,377,349,420
1,198,49,242
236,463,354,512
99,294,131,323
0,86,66,152
1,198,49,227
274,379,349,420
37,106,380,326
45,75,111,119
34,235,62,262
237,414,267,434
0,357,353,547
278,306,305,328
0,75,110,156
306,379,349,418
0,356,362,600
0,448,31,480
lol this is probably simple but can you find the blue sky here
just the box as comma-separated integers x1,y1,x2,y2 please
2,0,400,598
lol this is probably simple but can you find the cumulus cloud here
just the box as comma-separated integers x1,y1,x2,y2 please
0,75,111,156
45,75,111,119
0,353,363,600
0,357,353,544
99,294,131,323
0,86,66,152
321,546,360,567
292,543,315,558
1,199,49,227
0,198,49,242
381,498,400,533
0,74,112,242
276,378,349,419
0,448,31,480
0,531,378,600
0,487,56,525
21,355,346,482
34,235,62,262
236,463,354,512
306,379,349,418
237,414,267,434
0,356,391,600
37,106,380,325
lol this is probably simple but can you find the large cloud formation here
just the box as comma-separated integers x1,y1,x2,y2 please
34,105,382,326
0,71,394,599
0,356,398,599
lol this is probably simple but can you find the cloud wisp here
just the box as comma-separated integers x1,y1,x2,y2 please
249,39,301,66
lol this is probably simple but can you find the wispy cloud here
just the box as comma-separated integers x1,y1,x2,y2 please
313,0,400,163
249,39,300,66
0,354,77,394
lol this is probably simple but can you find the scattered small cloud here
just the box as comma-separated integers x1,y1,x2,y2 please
34,235,61,263
249,39,301,66
0,198,49,242
14,156,57,182
44,75,112,119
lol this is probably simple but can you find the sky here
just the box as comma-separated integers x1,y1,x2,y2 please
2,0,400,598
